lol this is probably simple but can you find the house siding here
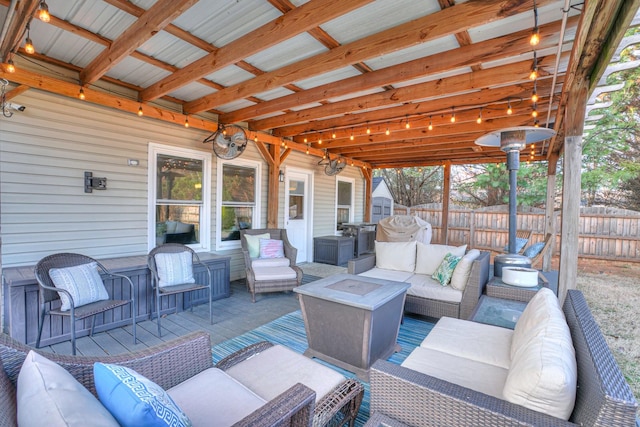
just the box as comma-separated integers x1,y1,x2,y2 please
0,89,367,281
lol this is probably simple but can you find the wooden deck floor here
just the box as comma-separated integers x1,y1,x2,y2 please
38,278,311,357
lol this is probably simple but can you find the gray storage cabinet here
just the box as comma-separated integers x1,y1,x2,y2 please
313,236,354,266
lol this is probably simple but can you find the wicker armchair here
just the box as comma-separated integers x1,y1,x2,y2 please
0,332,315,427
240,229,303,302
34,253,137,355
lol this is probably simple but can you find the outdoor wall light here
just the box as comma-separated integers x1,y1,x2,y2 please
84,171,107,193
279,170,285,182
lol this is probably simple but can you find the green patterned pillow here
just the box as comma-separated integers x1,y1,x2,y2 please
432,252,462,286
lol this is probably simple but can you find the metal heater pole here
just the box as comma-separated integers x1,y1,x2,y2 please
506,149,520,254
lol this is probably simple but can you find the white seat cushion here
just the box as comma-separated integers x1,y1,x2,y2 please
415,243,467,275
252,266,297,281
225,344,345,404
251,257,290,268
420,317,513,369
405,274,462,303
402,346,508,400
358,267,414,283
374,240,417,272
168,368,266,427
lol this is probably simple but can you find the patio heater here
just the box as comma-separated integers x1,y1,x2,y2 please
475,126,556,276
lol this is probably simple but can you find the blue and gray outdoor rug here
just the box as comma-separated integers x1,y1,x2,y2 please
211,309,435,426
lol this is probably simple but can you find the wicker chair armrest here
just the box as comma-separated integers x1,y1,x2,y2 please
234,382,315,427
215,341,275,371
370,360,576,427
241,249,253,268
0,331,213,395
347,254,376,275
314,378,364,427
459,251,490,320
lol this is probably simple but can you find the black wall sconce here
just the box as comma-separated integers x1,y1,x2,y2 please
278,170,285,182
84,171,107,193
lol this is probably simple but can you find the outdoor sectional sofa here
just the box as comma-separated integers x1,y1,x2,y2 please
348,241,490,319
369,288,638,427
0,331,363,427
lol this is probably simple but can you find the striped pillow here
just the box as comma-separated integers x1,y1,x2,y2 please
49,262,109,311
154,252,195,288
259,239,285,259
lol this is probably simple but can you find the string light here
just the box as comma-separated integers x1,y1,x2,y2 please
529,51,538,80
78,87,85,100
254,136,258,142
534,119,540,127
530,0,540,46
428,116,433,131
531,82,539,103
24,24,35,54
137,105,143,116
6,59,15,73
476,108,483,124
405,116,410,129
350,128,354,141
303,138,307,143
507,100,513,115
38,1,51,23
450,108,456,123
332,129,336,139
531,104,538,118
385,127,390,136
306,144,309,155
318,138,322,144
184,116,189,128
366,122,371,134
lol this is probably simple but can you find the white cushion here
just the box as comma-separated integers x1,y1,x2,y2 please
503,321,577,420
168,368,266,426
405,274,462,303
154,251,195,288
511,288,564,359
357,267,414,283
48,262,110,311
449,249,480,290
401,346,508,400
374,240,417,272
17,351,118,427
253,266,297,281
243,233,271,258
415,243,467,275
225,344,345,404
420,317,513,369
251,257,290,268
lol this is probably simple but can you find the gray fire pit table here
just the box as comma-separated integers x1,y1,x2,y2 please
294,273,409,380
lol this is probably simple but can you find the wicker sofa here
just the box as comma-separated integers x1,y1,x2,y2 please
348,241,490,319
0,331,363,427
369,289,638,427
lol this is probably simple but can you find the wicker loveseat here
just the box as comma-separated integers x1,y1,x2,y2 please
348,242,490,319
369,289,638,427
0,331,363,427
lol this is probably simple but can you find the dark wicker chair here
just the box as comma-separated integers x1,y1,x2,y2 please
34,253,137,356
240,229,303,303
148,243,212,336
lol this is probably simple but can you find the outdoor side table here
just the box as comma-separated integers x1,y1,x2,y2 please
485,272,552,302
470,295,528,329
294,273,409,381
313,235,355,266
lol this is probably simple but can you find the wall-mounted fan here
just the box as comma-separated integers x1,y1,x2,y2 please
318,151,346,176
204,124,247,160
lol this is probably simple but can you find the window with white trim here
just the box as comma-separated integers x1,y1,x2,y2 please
148,143,211,251
216,158,261,250
336,177,354,232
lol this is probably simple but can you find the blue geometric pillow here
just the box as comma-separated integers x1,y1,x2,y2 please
49,262,109,311
94,363,191,427
503,237,528,253
524,241,546,258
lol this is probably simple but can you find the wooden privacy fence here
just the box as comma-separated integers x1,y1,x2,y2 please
394,205,640,262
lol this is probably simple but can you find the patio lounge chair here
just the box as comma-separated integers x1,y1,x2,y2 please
240,228,303,302
34,253,137,356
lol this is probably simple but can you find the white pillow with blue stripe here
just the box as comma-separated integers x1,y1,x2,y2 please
49,262,109,311
94,363,192,427
154,252,195,288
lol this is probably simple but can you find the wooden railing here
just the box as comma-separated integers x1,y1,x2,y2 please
393,205,640,262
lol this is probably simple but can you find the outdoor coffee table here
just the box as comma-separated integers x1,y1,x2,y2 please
294,273,409,380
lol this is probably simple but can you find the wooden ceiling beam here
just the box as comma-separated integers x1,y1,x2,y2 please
220,17,577,124
0,0,39,61
252,56,556,130
185,0,554,114
80,0,198,85
140,0,373,101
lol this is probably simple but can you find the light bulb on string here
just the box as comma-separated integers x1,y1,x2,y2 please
405,116,410,129
350,128,354,141
78,88,85,100
6,59,15,73
529,51,538,80
137,105,143,116
184,116,189,128
24,24,34,54
476,108,483,124
428,116,433,131
385,127,390,136
332,129,336,139
450,108,456,123
366,122,371,134
318,138,322,145
507,100,513,115
530,0,540,46
38,1,51,23
531,84,539,103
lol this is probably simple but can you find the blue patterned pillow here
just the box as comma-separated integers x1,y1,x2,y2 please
154,252,195,288
524,241,546,258
431,253,462,286
94,363,192,427
49,262,109,311
503,237,528,253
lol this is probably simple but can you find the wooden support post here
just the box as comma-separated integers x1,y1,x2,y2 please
362,168,373,223
442,162,451,245
558,80,588,302
543,151,559,272
266,144,281,228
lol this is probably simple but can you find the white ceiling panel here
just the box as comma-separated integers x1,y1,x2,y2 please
295,66,362,91
216,99,257,113
364,36,461,71
172,0,282,47
169,82,218,102
205,64,255,86
106,56,171,87
138,31,208,69
244,33,327,72
253,87,296,102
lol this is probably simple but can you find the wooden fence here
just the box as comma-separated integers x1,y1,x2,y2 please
394,205,640,262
